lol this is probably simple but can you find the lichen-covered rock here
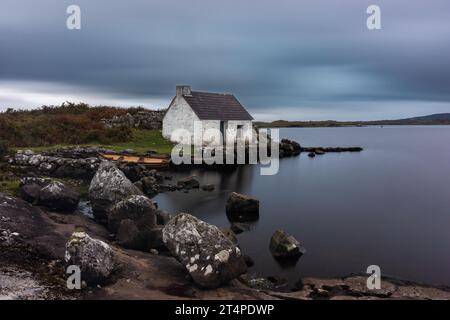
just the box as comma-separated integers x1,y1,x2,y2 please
108,195,159,251
38,181,80,212
11,149,101,179
107,195,157,232
225,192,259,222
89,161,143,220
269,229,305,259
162,213,247,288
64,231,116,285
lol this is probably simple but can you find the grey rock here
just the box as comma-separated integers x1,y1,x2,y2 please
64,232,116,285
88,161,143,220
177,176,200,190
108,195,159,251
162,213,247,288
38,181,80,212
107,195,157,233
225,192,259,222
230,222,252,234
269,229,305,260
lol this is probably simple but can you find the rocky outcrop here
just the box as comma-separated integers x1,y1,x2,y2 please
225,192,259,222
89,161,143,220
38,181,80,212
162,213,247,288
279,139,301,158
269,229,305,260
19,178,80,212
11,149,101,179
2,192,450,300
100,110,165,130
108,195,159,251
64,231,116,285
19,177,51,204
301,146,363,153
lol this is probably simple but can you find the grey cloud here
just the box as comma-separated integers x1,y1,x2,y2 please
0,0,449,119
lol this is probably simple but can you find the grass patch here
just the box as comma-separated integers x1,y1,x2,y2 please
0,179,20,196
16,129,174,155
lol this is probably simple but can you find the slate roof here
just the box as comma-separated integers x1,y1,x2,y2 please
182,91,253,121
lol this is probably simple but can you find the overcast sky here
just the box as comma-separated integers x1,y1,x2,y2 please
1,0,449,120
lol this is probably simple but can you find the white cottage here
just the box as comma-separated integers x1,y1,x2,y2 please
162,85,254,145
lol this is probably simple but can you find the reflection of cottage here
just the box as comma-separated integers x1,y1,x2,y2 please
162,85,254,145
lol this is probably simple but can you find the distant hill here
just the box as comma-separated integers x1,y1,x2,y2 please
401,113,450,121
255,113,450,128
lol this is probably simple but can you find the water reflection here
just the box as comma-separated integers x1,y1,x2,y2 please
155,126,450,287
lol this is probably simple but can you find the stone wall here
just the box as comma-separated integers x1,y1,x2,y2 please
101,110,166,130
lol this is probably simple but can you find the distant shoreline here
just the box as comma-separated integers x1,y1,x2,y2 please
255,113,450,128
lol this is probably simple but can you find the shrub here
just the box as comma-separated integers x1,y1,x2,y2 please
0,103,139,147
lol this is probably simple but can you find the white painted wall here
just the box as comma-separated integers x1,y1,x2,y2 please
162,96,199,143
163,95,254,146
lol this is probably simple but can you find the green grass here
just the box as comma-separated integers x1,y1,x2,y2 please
0,179,20,196
15,129,175,155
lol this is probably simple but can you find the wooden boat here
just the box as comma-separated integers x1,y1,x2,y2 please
98,153,170,168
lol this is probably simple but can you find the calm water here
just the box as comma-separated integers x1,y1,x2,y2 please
154,126,450,286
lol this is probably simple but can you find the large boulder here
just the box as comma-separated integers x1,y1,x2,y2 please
225,192,259,222
88,161,143,220
64,231,116,285
162,213,247,288
108,195,159,251
19,177,51,204
38,181,80,212
107,195,157,232
269,229,305,260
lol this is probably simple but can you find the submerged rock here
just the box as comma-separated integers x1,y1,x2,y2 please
269,229,305,260
201,184,215,192
177,176,200,190
162,213,247,288
64,231,116,285
230,222,252,234
88,161,143,220
225,192,259,222
314,148,325,155
19,178,80,212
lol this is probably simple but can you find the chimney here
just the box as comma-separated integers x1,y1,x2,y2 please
176,85,192,97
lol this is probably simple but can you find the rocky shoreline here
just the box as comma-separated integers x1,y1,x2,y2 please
2,146,450,300
2,192,450,300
